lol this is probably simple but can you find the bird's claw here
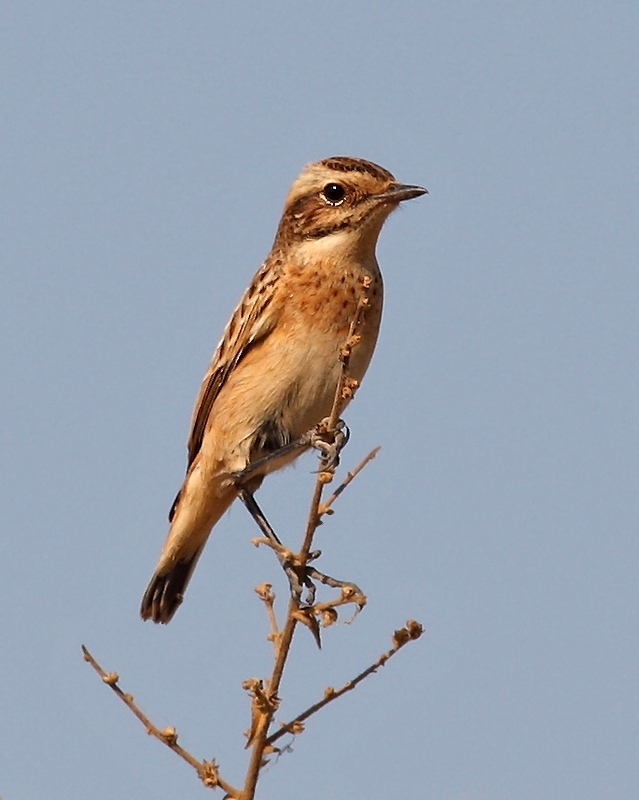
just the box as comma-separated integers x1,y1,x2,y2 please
310,418,350,471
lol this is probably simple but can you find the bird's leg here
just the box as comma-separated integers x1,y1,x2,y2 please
236,486,283,547
306,567,363,599
291,561,365,608
235,418,350,483
232,435,313,486
233,417,351,488
234,417,351,604
237,485,362,607
236,486,305,598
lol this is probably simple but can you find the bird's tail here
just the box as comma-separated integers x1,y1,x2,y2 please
140,547,205,624
140,479,235,624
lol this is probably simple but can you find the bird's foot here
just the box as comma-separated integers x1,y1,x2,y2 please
310,418,350,473
250,533,364,613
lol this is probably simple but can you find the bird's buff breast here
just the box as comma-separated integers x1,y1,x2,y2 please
203,260,382,473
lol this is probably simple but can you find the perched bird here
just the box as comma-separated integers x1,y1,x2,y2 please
140,156,426,623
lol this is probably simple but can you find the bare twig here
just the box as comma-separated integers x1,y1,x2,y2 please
311,586,367,622
254,583,280,654
299,293,371,555
266,620,424,746
81,645,239,797
325,291,371,433
84,284,415,800
241,292,372,799
317,446,382,516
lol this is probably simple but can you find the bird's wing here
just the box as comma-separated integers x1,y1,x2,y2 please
186,260,283,470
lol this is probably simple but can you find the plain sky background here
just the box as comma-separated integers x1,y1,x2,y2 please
1,2,637,799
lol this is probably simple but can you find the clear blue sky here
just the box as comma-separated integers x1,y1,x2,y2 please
1,3,637,799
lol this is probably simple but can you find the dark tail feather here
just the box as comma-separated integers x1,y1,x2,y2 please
140,552,202,624
168,488,181,523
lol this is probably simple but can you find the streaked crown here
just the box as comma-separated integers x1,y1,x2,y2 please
273,156,426,245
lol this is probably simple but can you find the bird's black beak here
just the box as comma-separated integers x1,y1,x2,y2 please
375,183,428,203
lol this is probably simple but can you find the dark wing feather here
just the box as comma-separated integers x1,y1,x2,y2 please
186,260,282,469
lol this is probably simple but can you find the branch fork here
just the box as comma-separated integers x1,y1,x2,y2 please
82,294,423,800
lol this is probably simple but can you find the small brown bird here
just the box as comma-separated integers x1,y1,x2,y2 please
140,156,426,623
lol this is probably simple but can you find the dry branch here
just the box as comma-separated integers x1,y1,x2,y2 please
82,289,423,800
317,445,382,517
240,292,376,798
81,645,239,797
266,619,424,746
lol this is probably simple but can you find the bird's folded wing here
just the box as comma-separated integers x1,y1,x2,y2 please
185,261,282,469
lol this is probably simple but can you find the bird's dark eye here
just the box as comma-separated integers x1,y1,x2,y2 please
321,183,346,205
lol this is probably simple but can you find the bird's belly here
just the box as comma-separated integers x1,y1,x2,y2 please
201,255,382,475
203,315,377,474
